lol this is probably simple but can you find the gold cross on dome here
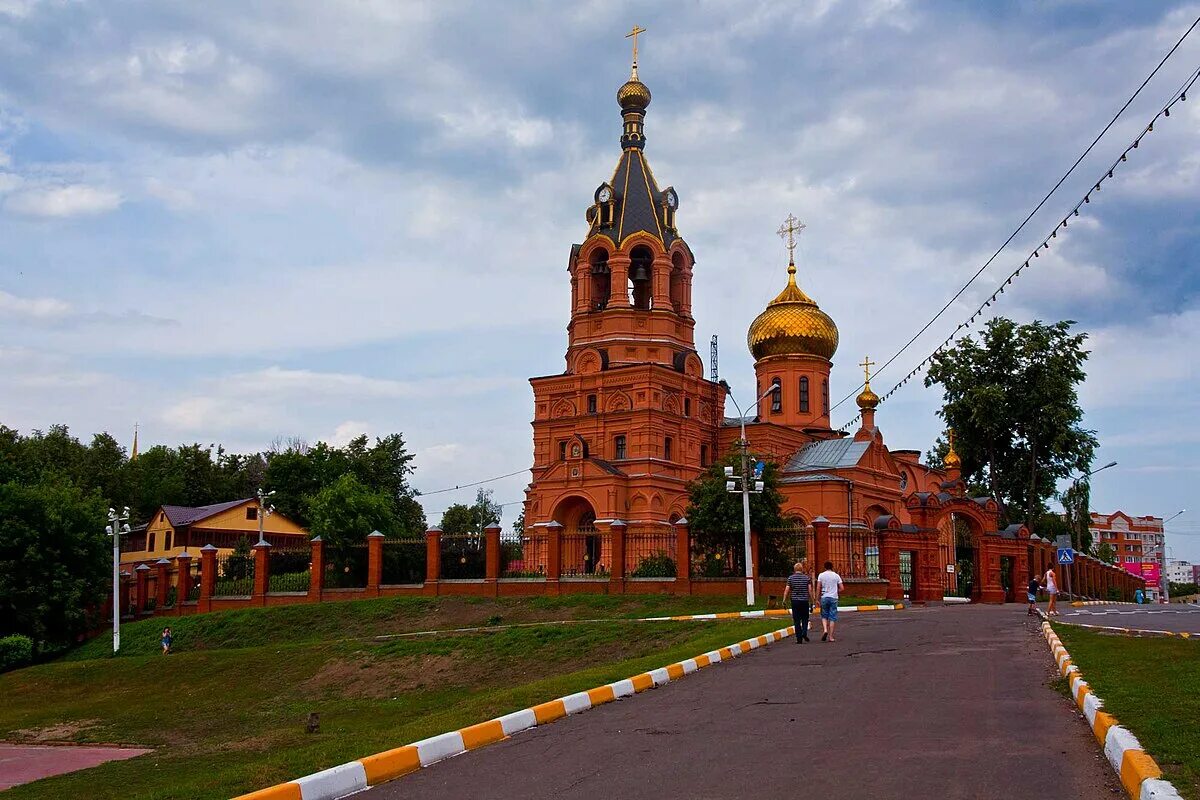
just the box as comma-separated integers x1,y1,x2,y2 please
777,213,805,265
626,25,646,77
860,355,876,386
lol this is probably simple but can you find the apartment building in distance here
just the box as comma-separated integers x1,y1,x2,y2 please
1089,511,1165,600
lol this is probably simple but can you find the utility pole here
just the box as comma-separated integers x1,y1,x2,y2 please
256,488,276,546
106,507,131,653
721,380,778,606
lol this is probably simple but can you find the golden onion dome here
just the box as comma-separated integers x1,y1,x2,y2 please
944,429,961,469
617,77,651,112
856,383,879,410
747,263,839,361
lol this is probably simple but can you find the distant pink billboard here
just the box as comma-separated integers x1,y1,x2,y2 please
1124,561,1160,584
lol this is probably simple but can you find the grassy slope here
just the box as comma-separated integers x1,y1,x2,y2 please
1054,625,1200,800
1,595,796,800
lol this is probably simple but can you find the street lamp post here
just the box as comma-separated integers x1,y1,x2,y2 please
256,488,276,546
106,506,131,653
1064,461,1117,599
721,381,779,606
1152,509,1187,603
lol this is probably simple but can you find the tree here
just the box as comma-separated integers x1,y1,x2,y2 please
1095,541,1117,565
512,508,526,535
439,488,501,535
925,317,1097,527
0,479,108,653
308,473,397,553
684,452,786,552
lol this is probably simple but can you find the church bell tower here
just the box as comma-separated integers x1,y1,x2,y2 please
524,28,726,537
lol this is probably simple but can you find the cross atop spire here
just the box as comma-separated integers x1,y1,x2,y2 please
777,213,805,268
626,25,646,79
859,355,876,387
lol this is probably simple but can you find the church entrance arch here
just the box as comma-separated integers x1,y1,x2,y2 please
553,496,604,577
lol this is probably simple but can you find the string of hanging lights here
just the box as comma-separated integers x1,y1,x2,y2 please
835,62,1200,435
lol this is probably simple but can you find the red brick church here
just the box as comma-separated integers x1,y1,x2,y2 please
520,38,1138,604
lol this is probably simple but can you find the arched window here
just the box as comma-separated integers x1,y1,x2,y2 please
799,376,810,412
669,252,686,312
589,249,610,310
770,377,781,414
700,444,708,466
614,435,627,460
822,379,830,415
663,437,673,461
629,245,654,309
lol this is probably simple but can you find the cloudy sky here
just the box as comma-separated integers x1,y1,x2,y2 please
2,1,1199,559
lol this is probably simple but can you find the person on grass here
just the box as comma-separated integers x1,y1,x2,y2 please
782,560,812,643
161,626,173,655
1027,576,1041,616
816,561,844,642
1043,567,1059,616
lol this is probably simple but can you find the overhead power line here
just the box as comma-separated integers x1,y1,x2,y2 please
831,13,1200,428
417,468,530,497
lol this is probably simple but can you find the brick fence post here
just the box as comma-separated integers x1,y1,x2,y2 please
674,518,691,595
176,553,192,613
545,521,563,596
811,516,830,575
425,527,441,595
252,541,271,605
484,524,501,594
607,520,626,594
155,558,171,612
134,563,150,614
308,537,324,601
199,544,217,612
367,530,385,596
119,571,133,618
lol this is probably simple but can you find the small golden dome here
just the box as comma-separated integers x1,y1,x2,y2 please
617,77,651,112
856,384,879,410
944,429,961,469
747,264,839,361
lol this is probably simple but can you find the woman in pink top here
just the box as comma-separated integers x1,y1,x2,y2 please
1043,568,1059,616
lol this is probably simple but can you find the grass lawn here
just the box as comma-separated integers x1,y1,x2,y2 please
1054,624,1200,799
0,594,801,799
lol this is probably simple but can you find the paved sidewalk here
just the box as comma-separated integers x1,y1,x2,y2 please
1061,603,1200,634
0,744,151,790
366,605,1119,800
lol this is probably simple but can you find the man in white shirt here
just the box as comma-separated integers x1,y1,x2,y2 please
816,561,845,642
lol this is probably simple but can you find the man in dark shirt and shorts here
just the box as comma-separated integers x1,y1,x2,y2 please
782,560,812,643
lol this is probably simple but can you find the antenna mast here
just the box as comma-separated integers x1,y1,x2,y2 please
710,334,719,382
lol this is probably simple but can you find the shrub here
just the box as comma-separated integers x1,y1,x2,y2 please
0,634,33,673
631,551,676,578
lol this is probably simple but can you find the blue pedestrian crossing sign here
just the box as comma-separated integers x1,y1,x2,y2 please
1057,548,1075,565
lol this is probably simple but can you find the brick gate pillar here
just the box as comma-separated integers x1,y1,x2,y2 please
605,520,625,594
977,535,1005,603
812,517,830,574
176,553,192,613
134,563,150,614
424,527,441,596
546,522,563,596
252,541,271,605
308,537,324,601
484,524,501,595
199,545,217,612
367,530,385,597
674,518,692,596
155,558,171,611
119,571,133,618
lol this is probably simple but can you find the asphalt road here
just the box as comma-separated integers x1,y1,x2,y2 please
1062,603,1200,634
366,605,1119,800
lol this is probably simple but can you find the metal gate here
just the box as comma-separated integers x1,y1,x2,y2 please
899,551,913,599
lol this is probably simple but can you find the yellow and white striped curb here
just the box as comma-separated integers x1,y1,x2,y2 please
233,623,798,800
1055,621,1195,640
1039,615,1182,799
641,602,903,622
1071,600,1138,607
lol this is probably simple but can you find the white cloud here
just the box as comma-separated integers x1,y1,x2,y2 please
329,420,370,447
4,184,122,217
0,289,72,319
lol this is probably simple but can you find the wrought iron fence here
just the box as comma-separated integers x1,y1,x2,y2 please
560,525,610,578
501,530,547,578
440,533,486,580
268,543,312,593
690,532,745,579
382,536,426,585
164,585,177,609
827,525,880,579
625,530,677,578
759,524,812,578
186,577,200,602
213,549,255,597
324,541,368,589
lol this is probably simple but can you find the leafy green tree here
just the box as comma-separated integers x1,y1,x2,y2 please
512,508,526,535
1095,541,1117,565
308,473,397,555
439,489,501,535
0,479,108,653
684,452,785,552
925,317,1097,526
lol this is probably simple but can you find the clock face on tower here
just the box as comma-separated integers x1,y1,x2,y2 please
665,188,678,209
597,185,613,203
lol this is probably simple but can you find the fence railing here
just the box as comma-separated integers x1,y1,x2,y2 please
268,544,312,593
560,526,610,578
213,549,255,597
690,532,745,579
324,541,368,589
625,530,677,578
827,526,880,579
440,533,486,580
759,525,812,578
501,530,547,578
381,536,426,585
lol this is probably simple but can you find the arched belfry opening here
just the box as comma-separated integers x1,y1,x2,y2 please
629,245,654,309
669,251,685,312
589,248,610,310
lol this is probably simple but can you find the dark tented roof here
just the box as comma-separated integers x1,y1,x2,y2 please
161,499,250,527
592,148,675,247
